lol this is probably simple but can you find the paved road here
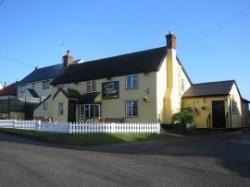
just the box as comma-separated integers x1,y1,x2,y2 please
0,131,250,187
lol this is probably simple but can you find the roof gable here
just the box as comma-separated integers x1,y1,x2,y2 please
52,47,167,85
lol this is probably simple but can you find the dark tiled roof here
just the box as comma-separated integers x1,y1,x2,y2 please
183,80,235,98
0,83,17,96
67,88,81,98
28,89,39,98
52,47,167,85
79,92,101,104
34,94,51,109
53,88,81,100
20,64,64,84
19,60,82,84
242,98,250,103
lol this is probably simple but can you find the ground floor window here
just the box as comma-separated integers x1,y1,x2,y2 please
80,104,100,119
125,100,138,117
58,103,64,116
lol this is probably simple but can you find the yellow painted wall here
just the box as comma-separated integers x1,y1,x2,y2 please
34,96,53,119
46,72,157,123
156,57,167,122
52,91,68,122
183,83,244,129
241,101,249,127
183,96,229,128
34,53,192,124
9,112,25,120
229,84,242,128
159,51,191,124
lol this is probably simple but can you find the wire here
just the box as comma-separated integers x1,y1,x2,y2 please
181,7,250,49
0,55,35,68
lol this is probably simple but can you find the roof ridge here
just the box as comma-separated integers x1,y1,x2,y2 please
193,80,235,85
34,63,62,70
83,46,166,64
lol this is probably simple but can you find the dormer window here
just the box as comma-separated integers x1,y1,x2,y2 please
42,80,50,90
126,74,139,89
86,80,96,93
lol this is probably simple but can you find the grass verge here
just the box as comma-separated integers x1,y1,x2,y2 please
0,128,167,146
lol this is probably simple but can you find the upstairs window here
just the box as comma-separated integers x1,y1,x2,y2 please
20,85,25,93
86,80,96,93
125,74,139,89
42,80,50,90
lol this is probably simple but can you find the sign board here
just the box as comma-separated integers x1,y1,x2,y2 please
102,81,119,99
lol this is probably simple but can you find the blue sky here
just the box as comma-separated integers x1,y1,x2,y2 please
0,0,250,99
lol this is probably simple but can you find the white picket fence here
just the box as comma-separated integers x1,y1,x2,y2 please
0,120,160,134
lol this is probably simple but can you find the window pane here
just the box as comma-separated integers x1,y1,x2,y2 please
126,101,137,117
126,75,132,88
132,101,137,116
80,105,84,118
92,80,96,91
95,104,100,117
132,75,139,88
84,105,89,119
126,74,138,89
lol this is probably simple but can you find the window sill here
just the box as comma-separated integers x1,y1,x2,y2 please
125,115,139,118
125,87,139,90
86,91,97,93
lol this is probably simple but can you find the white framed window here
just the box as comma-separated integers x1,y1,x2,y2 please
42,80,50,90
20,85,25,93
231,98,238,114
58,103,64,116
125,74,139,89
43,102,48,110
125,100,138,117
80,104,100,119
86,80,96,93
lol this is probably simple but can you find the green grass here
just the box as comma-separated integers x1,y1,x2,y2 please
0,128,168,146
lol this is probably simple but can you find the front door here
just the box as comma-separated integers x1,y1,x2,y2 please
212,100,226,128
68,100,76,122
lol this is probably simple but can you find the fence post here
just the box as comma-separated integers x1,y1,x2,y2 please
36,120,41,131
69,122,72,134
12,119,15,129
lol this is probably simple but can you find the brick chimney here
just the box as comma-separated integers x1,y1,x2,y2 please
63,50,73,67
166,31,176,49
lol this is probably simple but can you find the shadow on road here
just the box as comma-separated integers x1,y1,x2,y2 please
0,131,250,178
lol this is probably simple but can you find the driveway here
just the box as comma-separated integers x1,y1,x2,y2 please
0,131,250,186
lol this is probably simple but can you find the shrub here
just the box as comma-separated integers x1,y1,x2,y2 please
172,106,194,125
